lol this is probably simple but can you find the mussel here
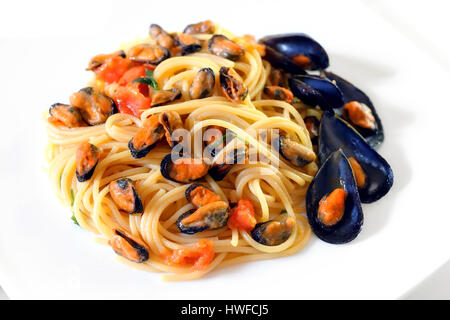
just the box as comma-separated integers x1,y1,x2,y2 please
208,35,244,61
127,43,170,65
289,75,344,111
48,103,86,128
75,142,99,182
189,68,215,100
70,87,117,126
185,183,221,207
251,214,296,246
109,178,143,214
128,115,164,158
109,228,149,263
275,132,316,167
183,20,215,34
160,154,209,183
219,67,248,103
204,125,227,157
260,33,329,71
304,115,320,145
176,33,202,56
324,71,384,148
209,143,247,181
263,86,294,103
151,88,182,107
158,110,184,147
177,201,229,234
263,46,307,76
86,50,126,71
149,24,175,49
269,69,288,88
306,149,363,244
318,112,393,203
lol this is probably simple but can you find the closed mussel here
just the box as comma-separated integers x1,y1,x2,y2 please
183,20,215,34
275,132,316,167
306,149,363,244
159,110,184,147
128,43,170,65
109,228,149,263
75,142,99,182
70,87,116,125
251,214,296,246
189,68,215,99
219,67,248,103
318,112,393,203
208,35,244,61
177,201,229,234
128,115,164,158
324,71,384,148
160,154,209,183
289,75,344,111
109,178,143,214
185,183,221,208
151,88,181,107
49,103,85,128
260,33,329,71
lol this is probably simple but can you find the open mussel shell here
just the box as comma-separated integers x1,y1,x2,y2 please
263,46,307,75
319,112,393,203
260,33,329,71
324,71,384,148
289,75,344,111
306,149,363,244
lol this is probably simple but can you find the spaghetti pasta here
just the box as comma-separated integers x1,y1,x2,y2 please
45,21,315,281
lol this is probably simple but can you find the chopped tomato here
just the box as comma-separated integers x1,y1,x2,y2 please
114,86,151,117
118,65,154,97
93,56,132,84
227,199,257,231
165,239,215,270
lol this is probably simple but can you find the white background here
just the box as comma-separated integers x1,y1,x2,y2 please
0,0,449,299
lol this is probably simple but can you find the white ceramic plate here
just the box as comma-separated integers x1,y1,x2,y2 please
0,0,449,299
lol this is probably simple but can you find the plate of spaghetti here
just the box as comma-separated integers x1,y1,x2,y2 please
44,19,394,282
5,0,450,299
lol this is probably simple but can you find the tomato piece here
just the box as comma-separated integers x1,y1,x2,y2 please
166,239,215,270
114,86,151,117
118,65,154,97
93,56,132,84
227,199,257,231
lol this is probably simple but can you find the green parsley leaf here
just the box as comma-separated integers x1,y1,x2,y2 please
132,69,158,89
70,189,75,207
71,213,79,226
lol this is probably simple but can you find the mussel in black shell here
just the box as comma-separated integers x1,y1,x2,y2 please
260,33,329,72
318,112,393,203
306,149,363,244
324,71,384,148
289,75,344,111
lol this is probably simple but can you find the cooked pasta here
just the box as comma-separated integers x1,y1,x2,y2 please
45,21,316,281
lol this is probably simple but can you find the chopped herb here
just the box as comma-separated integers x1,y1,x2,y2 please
280,209,287,214
132,69,158,89
70,189,74,207
292,97,301,104
71,213,79,226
